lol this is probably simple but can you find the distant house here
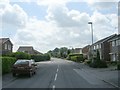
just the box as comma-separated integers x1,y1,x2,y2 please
0,38,13,55
82,45,90,59
90,34,117,61
17,46,42,55
109,34,120,61
73,48,82,54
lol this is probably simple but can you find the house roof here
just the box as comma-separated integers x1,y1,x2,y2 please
17,46,34,51
34,50,43,54
0,38,13,45
82,45,90,49
17,46,42,54
92,34,117,45
108,34,120,42
74,48,82,50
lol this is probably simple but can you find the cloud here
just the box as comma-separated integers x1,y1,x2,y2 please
1,1,118,53
36,0,71,6
1,3,28,28
46,5,90,28
91,11,118,39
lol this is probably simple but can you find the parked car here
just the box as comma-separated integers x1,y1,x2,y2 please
12,59,37,77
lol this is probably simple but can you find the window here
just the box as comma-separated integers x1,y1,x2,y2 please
8,45,11,50
118,39,120,45
97,45,99,49
99,44,101,48
112,41,115,47
5,44,7,49
94,46,96,50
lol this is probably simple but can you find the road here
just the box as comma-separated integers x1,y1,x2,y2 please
2,58,117,89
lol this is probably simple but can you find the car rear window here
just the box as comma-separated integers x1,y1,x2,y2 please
15,60,29,65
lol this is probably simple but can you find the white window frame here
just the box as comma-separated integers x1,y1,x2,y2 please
5,44,7,50
99,44,101,48
8,45,11,50
112,41,115,47
118,39,120,45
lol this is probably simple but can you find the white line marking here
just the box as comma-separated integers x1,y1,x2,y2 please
54,73,57,81
52,85,55,90
57,68,59,72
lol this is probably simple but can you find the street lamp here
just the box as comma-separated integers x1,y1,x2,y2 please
88,22,93,45
88,22,94,62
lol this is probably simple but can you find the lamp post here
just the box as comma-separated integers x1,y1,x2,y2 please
88,22,94,62
88,22,93,45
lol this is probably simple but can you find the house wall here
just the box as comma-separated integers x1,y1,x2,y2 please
109,37,120,61
2,40,13,55
103,42,110,61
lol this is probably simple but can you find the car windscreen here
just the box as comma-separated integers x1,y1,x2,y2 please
14,60,29,65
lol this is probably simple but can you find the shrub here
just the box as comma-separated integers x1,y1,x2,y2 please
1,57,16,74
43,53,51,60
89,59,107,68
117,62,120,70
31,53,51,62
71,56,77,62
31,54,43,62
9,52,31,60
67,54,84,62
89,50,107,68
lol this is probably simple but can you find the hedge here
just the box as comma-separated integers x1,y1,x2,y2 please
31,53,51,62
67,54,84,62
1,57,16,74
117,62,120,70
89,59,108,68
9,52,31,60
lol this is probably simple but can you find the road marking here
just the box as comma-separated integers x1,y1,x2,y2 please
52,85,55,90
57,68,59,72
54,73,57,81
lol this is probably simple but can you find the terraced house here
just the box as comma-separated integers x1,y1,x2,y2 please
0,38,13,55
109,34,120,61
90,34,117,61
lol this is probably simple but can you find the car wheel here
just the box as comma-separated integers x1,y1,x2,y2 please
12,73,16,77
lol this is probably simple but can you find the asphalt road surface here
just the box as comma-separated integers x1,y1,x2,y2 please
2,58,116,89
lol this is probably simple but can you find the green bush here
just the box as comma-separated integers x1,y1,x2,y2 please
31,53,51,62
117,62,120,70
67,54,84,62
89,59,107,68
9,52,31,60
1,57,16,74
71,56,77,62
43,53,51,60
89,50,107,68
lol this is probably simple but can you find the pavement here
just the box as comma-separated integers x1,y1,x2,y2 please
72,62,119,88
2,58,119,89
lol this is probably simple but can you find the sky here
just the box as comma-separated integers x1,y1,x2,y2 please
0,0,119,53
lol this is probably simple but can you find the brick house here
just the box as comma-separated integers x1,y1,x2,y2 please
17,46,42,55
109,34,120,61
82,45,90,59
90,34,117,61
0,38,13,55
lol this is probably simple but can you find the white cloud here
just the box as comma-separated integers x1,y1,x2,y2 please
91,11,118,39
1,1,118,53
46,5,90,28
1,3,28,28
36,0,71,6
